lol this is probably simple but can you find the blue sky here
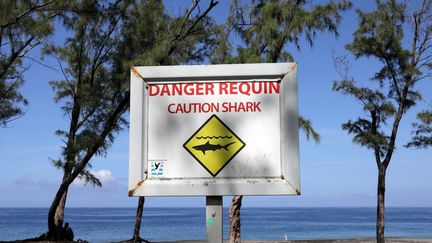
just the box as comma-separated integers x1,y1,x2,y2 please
0,1,431,208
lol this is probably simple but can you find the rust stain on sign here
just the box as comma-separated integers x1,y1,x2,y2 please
128,179,144,197
282,175,301,195
283,63,297,76
131,67,143,79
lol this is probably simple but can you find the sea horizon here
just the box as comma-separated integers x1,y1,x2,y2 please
2,206,432,208
1,207,431,242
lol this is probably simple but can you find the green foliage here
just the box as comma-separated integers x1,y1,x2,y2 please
0,0,60,127
333,79,395,157
333,0,431,165
116,0,217,68
407,109,432,148
44,1,130,186
47,0,219,186
212,0,351,63
0,77,27,126
298,116,320,143
345,0,421,106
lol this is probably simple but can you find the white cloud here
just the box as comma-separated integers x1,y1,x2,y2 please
72,169,117,187
93,169,116,184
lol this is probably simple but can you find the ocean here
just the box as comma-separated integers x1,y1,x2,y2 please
0,207,431,242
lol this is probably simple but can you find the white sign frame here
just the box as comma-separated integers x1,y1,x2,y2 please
129,63,299,196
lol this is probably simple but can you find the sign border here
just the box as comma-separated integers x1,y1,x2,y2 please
129,63,299,196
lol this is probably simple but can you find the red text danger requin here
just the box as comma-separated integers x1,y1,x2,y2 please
148,81,279,114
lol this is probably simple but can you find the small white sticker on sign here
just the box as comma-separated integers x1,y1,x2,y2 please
149,160,165,176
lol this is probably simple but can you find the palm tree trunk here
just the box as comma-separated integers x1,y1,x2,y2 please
46,175,72,240
229,195,242,243
133,196,145,242
54,189,68,231
376,167,386,243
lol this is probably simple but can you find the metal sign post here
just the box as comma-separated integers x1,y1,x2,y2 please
206,196,223,243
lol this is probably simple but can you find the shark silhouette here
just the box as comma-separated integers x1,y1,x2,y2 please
193,141,236,155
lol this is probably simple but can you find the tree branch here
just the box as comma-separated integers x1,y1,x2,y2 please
382,55,402,100
383,83,410,169
54,55,75,97
90,0,124,87
170,0,218,45
0,36,35,80
22,56,57,71
0,0,56,29
69,92,130,183
162,0,218,64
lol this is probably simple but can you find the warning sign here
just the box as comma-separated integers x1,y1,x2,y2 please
183,115,245,177
129,63,300,196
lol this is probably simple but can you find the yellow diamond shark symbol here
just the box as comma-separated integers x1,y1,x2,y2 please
183,114,246,177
